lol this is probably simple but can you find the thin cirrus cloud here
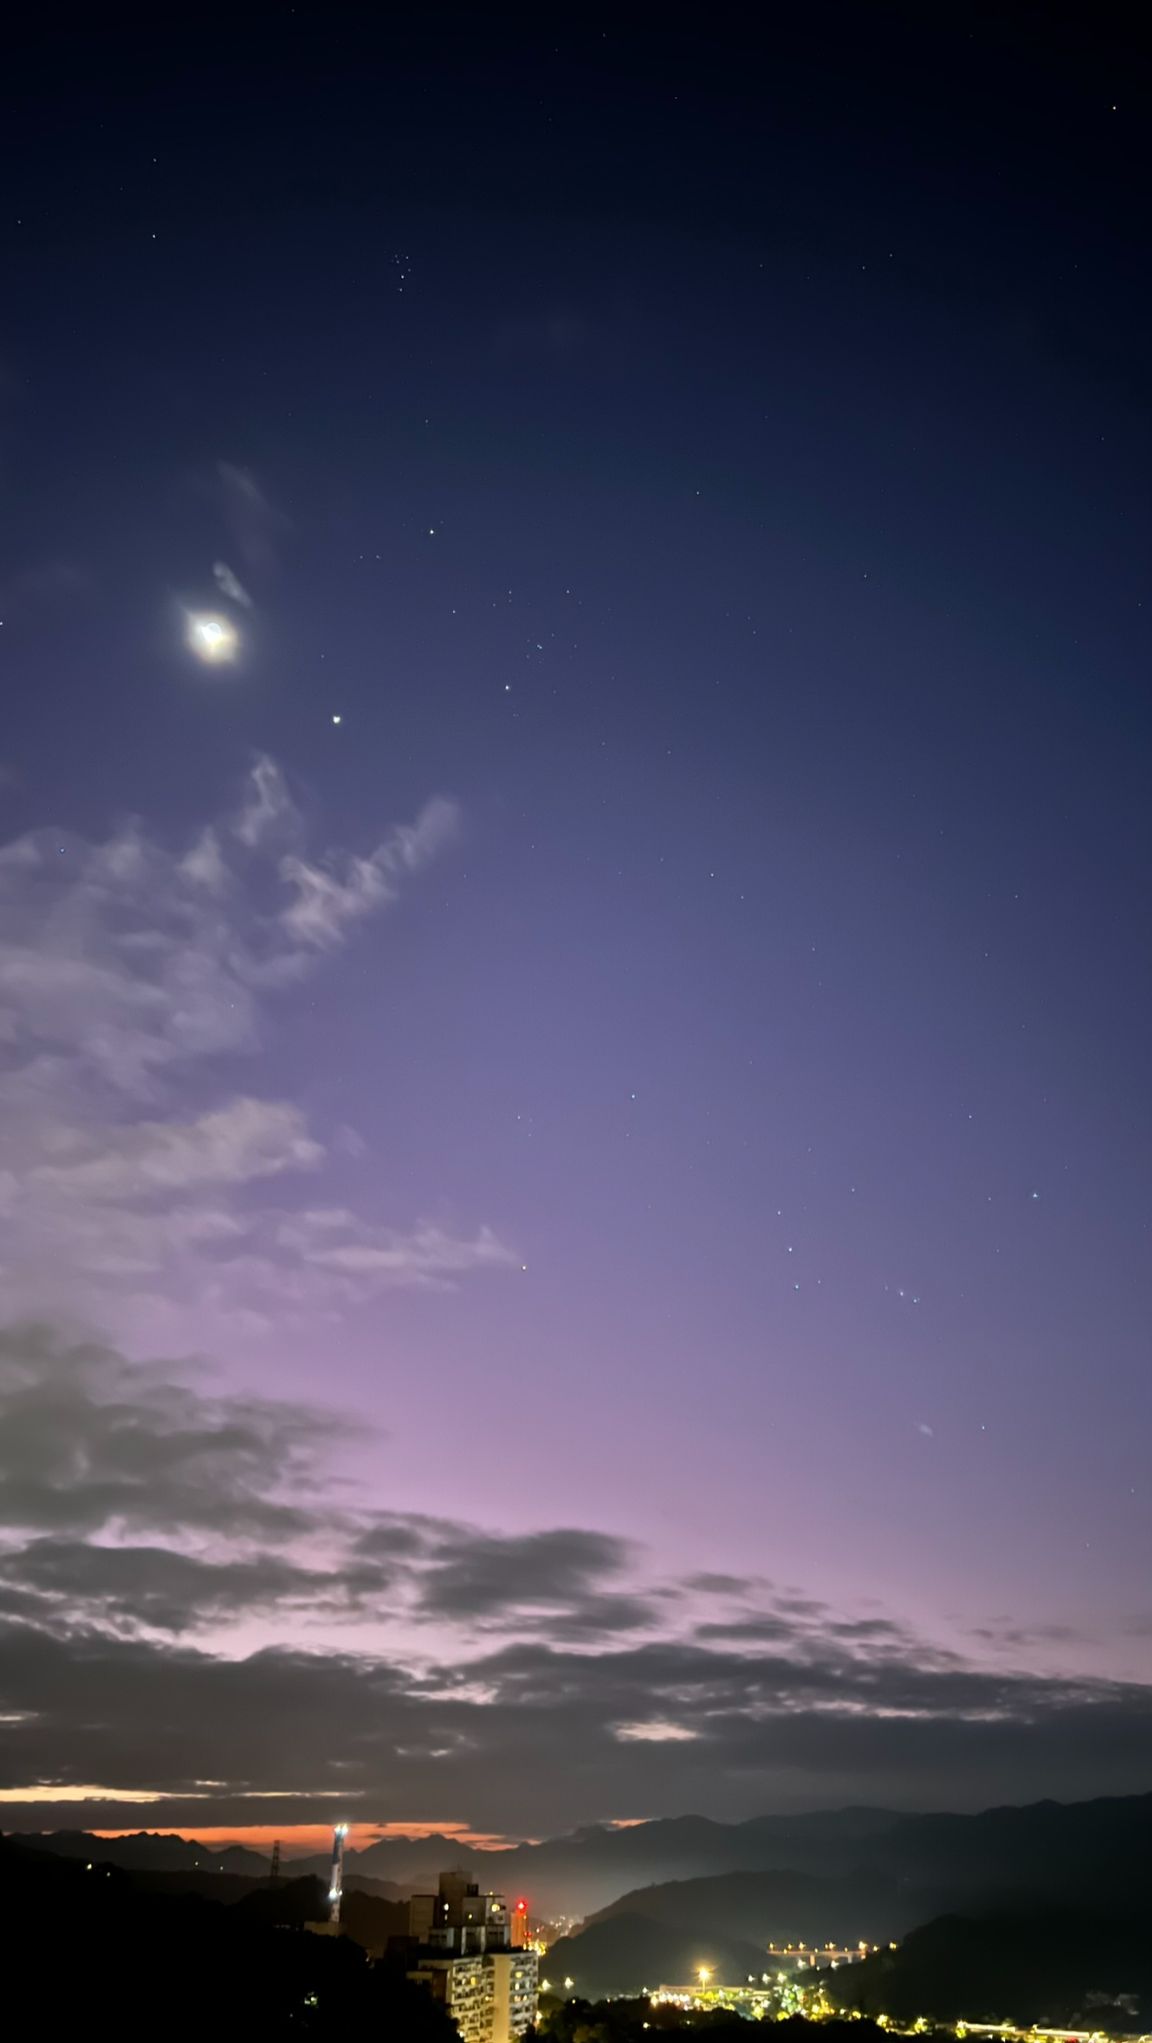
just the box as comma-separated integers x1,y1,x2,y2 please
213,461,288,576
0,756,510,1331
26,1099,323,1203
278,795,459,950
212,560,254,609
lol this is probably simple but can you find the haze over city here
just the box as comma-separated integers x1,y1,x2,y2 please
1,3,1150,1879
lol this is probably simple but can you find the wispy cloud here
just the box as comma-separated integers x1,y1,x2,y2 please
279,797,459,948
26,1099,322,1203
0,758,500,1333
293,1216,515,1286
232,751,299,849
214,462,287,575
212,560,254,609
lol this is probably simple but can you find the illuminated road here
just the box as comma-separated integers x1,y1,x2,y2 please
648,1987,1151,2042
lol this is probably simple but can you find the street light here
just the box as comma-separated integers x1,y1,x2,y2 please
698,1967,712,1989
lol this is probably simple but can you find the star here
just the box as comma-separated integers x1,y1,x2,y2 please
331,714,343,726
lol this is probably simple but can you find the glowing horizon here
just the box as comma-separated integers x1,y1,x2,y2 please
84,1819,522,1854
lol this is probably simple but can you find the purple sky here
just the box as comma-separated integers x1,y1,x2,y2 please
1,10,1150,1840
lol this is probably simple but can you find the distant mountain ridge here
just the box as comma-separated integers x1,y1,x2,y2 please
339,1793,1152,1917
13,1828,273,1878
9,1790,1152,1923
544,1792,1152,1993
10,1828,405,1900
330,1806,910,1913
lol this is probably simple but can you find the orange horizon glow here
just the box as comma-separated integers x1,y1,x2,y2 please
86,1819,520,1854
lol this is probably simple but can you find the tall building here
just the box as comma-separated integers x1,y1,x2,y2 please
406,1869,539,2043
405,1890,437,1943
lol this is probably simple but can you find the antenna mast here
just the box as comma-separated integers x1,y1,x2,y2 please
327,1823,349,1925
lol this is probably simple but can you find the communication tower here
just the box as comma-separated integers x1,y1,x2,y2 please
327,1823,349,1925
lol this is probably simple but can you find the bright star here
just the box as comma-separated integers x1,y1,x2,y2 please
187,613,238,664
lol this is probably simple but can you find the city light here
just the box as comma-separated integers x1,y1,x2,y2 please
648,1990,1134,2042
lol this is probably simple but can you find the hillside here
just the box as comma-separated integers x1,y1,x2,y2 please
565,1792,1152,1943
838,1909,1152,2026
537,1794,1152,1997
542,1911,768,1998
586,1867,916,1944
0,1838,454,2037
855,1794,1152,1905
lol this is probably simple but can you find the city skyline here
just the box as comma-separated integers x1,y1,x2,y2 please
1,9,1150,1842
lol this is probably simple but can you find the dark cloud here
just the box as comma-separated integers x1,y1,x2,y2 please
969,1622,1089,1648
515,1593,664,1643
683,1572,762,1597
0,1619,428,1809
403,1526,662,1641
353,1518,445,1562
3,1320,1152,1836
418,1528,634,1619
0,1322,344,1541
695,1616,809,1644
695,1611,919,1653
0,1326,659,1648
826,1619,910,1641
4,1615,1152,1837
0,1537,357,1637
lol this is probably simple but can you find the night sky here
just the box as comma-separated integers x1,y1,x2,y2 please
1,7,1150,1848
